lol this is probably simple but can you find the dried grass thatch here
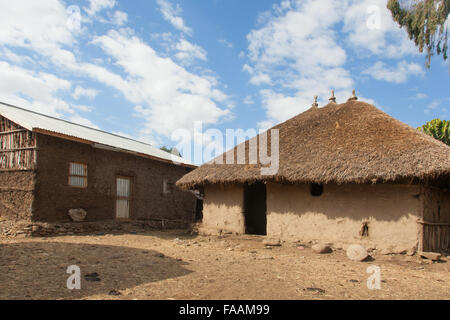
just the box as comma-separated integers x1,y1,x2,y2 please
177,100,450,190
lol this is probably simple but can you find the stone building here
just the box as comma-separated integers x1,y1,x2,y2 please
0,101,197,227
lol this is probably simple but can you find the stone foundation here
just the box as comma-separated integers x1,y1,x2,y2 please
0,219,191,238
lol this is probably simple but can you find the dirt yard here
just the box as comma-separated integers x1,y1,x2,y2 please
0,230,449,300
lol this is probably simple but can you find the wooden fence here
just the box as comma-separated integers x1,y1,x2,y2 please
0,116,36,169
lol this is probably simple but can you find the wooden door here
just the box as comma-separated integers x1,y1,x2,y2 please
116,176,132,219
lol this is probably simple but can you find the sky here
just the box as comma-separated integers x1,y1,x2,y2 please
0,0,448,164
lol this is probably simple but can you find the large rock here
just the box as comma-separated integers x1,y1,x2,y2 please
346,244,369,261
68,209,87,222
419,252,441,261
312,244,332,254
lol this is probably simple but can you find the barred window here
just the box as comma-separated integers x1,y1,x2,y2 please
69,162,87,188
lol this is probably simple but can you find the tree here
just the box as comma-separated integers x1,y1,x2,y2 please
160,146,182,157
418,118,450,145
387,0,449,68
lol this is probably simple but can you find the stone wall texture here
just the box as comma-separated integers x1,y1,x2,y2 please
32,133,196,222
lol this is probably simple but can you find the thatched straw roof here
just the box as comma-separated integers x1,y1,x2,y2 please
177,100,450,190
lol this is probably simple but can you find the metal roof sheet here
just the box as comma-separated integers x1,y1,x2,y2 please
0,101,193,166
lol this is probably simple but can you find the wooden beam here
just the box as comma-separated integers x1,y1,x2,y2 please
417,220,450,226
0,147,37,152
0,129,29,135
33,128,93,145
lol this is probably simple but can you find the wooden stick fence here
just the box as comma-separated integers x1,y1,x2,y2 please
0,116,36,169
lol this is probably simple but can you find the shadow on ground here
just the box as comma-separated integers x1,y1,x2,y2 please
0,241,192,299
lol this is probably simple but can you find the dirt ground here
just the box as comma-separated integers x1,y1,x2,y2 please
0,229,449,300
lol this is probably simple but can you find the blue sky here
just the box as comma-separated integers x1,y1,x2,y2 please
0,0,448,164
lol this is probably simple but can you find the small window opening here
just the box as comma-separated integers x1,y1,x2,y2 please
163,179,174,194
360,222,369,237
69,162,87,188
310,183,323,196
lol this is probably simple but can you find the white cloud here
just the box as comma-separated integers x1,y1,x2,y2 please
112,10,128,26
68,114,99,128
0,60,100,129
174,39,207,63
0,0,104,127
0,0,230,147
260,89,312,123
0,60,71,116
243,95,254,105
156,0,192,35
243,63,271,86
343,0,418,59
242,64,253,74
85,0,116,17
412,92,428,100
245,0,353,124
72,86,99,100
247,0,347,70
0,0,77,52
250,73,272,86
218,39,233,48
244,0,421,125
0,48,33,64
257,120,275,132
92,30,230,137
363,61,424,83
73,105,93,112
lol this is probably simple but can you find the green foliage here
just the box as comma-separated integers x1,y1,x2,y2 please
160,146,182,157
387,0,449,68
418,118,450,145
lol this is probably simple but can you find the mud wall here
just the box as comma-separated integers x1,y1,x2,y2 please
200,184,244,234
0,170,35,221
33,134,196,222
266,182,421,252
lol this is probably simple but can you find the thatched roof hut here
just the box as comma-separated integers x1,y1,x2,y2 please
177,99,450,189
177,98,450,254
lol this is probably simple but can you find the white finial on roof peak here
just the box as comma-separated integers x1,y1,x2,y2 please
329,90,336,103
311,96,318,108
348,89,358,101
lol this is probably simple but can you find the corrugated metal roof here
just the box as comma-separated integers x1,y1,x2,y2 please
0,101,193,166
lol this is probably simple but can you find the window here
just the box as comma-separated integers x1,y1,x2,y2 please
310,183,323,196
360,222,369,237
69,162,87,188
163,179,174,194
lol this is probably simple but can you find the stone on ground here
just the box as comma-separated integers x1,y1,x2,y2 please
312,244,332,254
346,244,369,261
419,252,441,261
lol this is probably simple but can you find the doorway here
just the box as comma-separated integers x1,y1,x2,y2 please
195,198,203,222
243,182,267,235
116,176,132,219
